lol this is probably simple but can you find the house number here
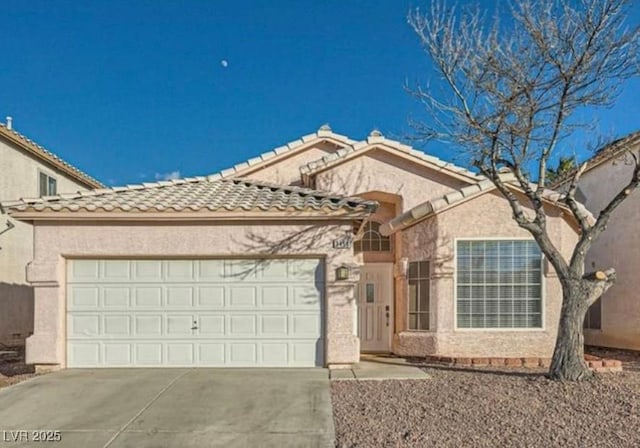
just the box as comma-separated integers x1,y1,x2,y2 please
332,238,353,249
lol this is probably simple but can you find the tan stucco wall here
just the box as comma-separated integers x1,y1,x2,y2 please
0,137,93,345
241,141,340,186
314,148,470,211
580,145,640,350
394,191,578,358
26,220,360,368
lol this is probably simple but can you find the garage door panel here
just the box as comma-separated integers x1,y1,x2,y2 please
104,315,131,336
198,343,225,365
166,287,194,307
67,258,324,367
70,260,100,282
69,342,100,366
135,315,163,336
104,287,130,307
198,286,224,306
198,260,225,280
70,315,100,337
167,315,195,335
225,260,258,279
136,343,163,365
292,286,322,307
261,286,288,307
229,286,257,307
104,343,131,365
229,315,257,335
229,343,257,364
135,287,163,307
262,343,288,364
69,287,99,309
198,315,225,335
103,260,131,280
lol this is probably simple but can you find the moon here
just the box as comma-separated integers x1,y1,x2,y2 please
221,60,228,68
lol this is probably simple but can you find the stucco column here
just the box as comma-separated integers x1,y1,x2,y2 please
325,272,360,367
25,259,63,368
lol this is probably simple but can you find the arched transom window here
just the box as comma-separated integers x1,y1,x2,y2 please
355,221,391,252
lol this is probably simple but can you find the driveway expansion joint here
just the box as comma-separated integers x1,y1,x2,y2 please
101,369,190,448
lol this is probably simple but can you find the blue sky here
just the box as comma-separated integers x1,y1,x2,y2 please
1,1,639,186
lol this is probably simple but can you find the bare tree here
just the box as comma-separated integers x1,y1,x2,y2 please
408,0,640,380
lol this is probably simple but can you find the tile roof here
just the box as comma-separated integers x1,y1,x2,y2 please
3,176,377,216
551,131,640,188
299,129,483,182
212,124,358,179
380,175,594,235
0,123,103,189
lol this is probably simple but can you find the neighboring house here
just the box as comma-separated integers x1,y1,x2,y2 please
0,119,103,346
553,131,640,351
3,125,583,369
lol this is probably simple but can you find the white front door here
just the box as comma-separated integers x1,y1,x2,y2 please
357,263,393,352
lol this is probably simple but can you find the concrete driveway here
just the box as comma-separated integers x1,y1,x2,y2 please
0,369,334,448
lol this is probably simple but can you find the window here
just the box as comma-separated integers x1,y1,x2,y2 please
408,261,430,330
584,298,602,330
39,172,57,196
354,221,391,252
456,240,542,329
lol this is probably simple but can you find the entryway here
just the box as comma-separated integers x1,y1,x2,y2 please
357,263,393,352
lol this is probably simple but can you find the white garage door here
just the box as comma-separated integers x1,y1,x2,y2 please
66,258,324,367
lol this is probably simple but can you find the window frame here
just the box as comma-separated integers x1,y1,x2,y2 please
453,237,546,332
354,221,392,253
38,170,57,197
407,260,432,331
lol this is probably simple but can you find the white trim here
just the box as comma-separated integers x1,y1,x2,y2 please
453,238,546,332
356,262,394,352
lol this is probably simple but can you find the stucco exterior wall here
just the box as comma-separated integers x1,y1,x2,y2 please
579,145,640,350
314,149,470,211
395,191,578,358
241,141,340,186
26,220,360,368
0,137,94,345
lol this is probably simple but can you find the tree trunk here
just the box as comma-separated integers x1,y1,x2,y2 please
549,284,592,381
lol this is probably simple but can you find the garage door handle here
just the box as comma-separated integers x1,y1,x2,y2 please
191,321,198,330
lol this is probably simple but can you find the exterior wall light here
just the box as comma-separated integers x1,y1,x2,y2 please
335,265,350,281
398,257,409,277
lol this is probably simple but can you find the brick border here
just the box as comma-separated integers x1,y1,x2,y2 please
421,355,622,372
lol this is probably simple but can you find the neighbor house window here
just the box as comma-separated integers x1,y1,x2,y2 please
584,298,602,330
354,221,391,252
408,261,430,330
39,172,57,196
456,240,542,329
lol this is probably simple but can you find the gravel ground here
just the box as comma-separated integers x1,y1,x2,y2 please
0,346,36,389
332,350,640,448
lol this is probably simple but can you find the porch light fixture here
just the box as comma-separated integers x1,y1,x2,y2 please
399,257,409,277
335,265,350,281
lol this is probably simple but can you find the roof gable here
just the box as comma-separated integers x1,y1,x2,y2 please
551,130,640,188
0,123,103,189
380,177,592,236
209,124,357,181
299,130,482,185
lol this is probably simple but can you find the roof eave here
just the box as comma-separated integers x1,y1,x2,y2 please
301,141,482,185
8,208,375,222
0,125,104,189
